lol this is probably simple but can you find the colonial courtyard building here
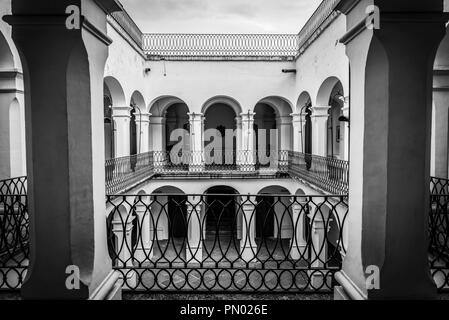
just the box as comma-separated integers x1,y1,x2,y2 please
0,0,448,300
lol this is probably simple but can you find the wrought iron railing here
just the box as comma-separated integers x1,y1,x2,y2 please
142,33,300,59
288,152,349,195
152,150,290,175
105,152,154,195
106,193,348,292
0,176,27,196
0,177,28,290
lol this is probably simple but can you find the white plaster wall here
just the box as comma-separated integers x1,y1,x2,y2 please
294,14,350,110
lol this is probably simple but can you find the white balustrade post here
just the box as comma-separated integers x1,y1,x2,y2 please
186,196,204,264
240,196,257,262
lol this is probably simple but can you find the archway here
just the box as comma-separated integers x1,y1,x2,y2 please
296,92,313,156
204,186,239,239
152,186,187,239
204,103,238,167
256,186,292,239
148,96,189,165
316,77,345,159
254,96,294,163
130,91,146,156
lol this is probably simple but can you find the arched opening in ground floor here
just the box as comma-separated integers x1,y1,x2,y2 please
204,186,239,239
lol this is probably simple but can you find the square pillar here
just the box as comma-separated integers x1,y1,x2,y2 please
135,112,151,154
290,198,308,260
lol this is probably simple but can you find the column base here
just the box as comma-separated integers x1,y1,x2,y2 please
240,245,258,262
333,271,367,300
89,271,122,300
134,247,154,264
290,244,307,260
186,245,203,264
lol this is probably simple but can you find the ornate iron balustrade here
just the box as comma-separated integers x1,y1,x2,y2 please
153,150,290,175
106,193,348,293
0,176,27,196
105,152,154,195
0,176,28,290
142,33,300,59
288,152,349,195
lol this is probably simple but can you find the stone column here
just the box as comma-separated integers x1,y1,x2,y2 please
112,209,136,288
235,116,242,166
188,112,204,172
240,111,256,171
186,196,203,264
240,196,257,262
135,112,151,154
149,116,166,169
431,75,449,178
290,197,308,260
276,116,292,169
4,0,123,299
308,202,332,290
112,106,132,157
310,106,330,157
341,100,350,161
291,113,302,153
134,201,153,263
334,0,447,300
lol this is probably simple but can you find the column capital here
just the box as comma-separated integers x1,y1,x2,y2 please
240,111,256,120
188,112,204,119
310,106,330,118
149,116,166,125
276,115,293,125
135,112,151,123
112,106,132,118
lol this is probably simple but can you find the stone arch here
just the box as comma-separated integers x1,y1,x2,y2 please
255,96,294,118
296,91,312,114
104,76,126,107
151,185,187,239
201,96,243,115
316,76,344,106
148,95,189,117
0,31,14,69
256,185,292,239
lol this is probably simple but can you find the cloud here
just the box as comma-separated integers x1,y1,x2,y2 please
122,0,322,34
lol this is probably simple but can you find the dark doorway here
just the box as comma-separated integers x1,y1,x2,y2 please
168,195,187,238
205,186,237,238
256,196,275,238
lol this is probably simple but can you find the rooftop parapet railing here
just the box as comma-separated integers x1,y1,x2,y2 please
142,33,300,59
109,0,341,60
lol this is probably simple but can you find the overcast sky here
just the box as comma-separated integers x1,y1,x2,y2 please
122,0,322,34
